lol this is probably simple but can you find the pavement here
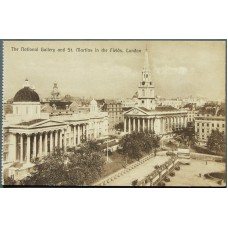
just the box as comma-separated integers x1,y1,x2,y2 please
165,159,226,187
106,152,169,186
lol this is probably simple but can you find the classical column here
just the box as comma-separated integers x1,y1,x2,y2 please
133,118,136,131
33,134,37,159
163,118,166,133
77,125,80,145
94,122,97,138
50,131,53,153
20,134,23,162
147,118,150,132
124,118,126,132
54,131,58,148
128,118,131,133
151,119,154,132
60,130,63,148
160,118,163,132
44,132,48,156
142,118,145,131
26,135,31,164
64,130,67,150
39,134,42,157
86,124,89,140
73,126,76,145
138,118,140,132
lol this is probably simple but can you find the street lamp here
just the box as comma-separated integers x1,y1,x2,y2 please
106,139,109,162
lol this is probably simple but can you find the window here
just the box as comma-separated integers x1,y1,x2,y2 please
142,100,144,104
202,123,204,127
222,124,225,128
217,124,219,127
207,123,209,127
212,123,214,127
197,123,199,126
202,129,204,133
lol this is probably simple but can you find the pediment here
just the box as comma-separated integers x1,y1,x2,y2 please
124,107,149,116
34,120,66,127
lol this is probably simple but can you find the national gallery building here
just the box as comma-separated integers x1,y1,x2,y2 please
3,79,108,178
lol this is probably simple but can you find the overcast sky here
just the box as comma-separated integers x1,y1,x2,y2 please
3,40,226,100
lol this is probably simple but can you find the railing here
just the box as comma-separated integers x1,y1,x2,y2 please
93,153,155,186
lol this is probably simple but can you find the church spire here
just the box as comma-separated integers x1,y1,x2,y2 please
143,47,150,72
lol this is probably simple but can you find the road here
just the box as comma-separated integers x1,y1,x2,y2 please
106,152,169,186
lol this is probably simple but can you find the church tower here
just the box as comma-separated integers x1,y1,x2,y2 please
138,49,156,110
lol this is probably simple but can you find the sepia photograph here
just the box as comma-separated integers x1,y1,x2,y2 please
1,40,226,187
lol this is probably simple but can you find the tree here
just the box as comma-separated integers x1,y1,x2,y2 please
114,122,124,131
21,141,105,186
207,130,226,157
120,131,160,160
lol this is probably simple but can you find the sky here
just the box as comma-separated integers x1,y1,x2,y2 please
3,40,226,100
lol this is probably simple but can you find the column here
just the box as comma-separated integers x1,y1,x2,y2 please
138,118,140,132
133,118,136,131
142,118,145,131
124,118,126,132
26,135,30,164
86,124,89,140
94,122,97,138
160,118,163,132
64,130,67,150
128,118,131,133
163,118,165,133
73,126,76,145
54,131,58,148
33,134,37,159
151,119,154,132
44,132,48,155
147,119,150,131
50,131,53,153
20,134,23,162
39,134,42,157
60,130,63,148
77,125,80,145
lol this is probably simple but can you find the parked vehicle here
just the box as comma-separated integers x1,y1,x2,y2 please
169,171,175,177
164,176,170,182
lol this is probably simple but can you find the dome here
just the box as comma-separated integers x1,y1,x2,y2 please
90,99,97,105
14,87,40,102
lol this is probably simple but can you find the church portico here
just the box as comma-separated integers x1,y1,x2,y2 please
123,107,187,136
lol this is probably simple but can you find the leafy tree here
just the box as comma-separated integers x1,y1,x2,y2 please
120,131,160,160
21,141,105,186
173,126,197,146
114,122,124,131
207,130,226,156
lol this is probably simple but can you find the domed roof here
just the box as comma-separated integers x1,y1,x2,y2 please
90,99,97,105
14,87,40,102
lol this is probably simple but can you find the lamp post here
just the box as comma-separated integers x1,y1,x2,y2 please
106,139,109,162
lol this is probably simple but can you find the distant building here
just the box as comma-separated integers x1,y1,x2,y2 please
103,101,123,131
160,98,183,109
195,114,225,145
